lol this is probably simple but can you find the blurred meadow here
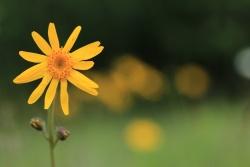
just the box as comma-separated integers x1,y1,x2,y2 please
2,0,250,166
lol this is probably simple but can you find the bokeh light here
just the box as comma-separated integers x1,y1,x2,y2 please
112,55,166,100
124,119,162,152
174,64,210,98
234,47,250,79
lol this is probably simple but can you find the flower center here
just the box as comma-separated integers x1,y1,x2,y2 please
47,50,73,79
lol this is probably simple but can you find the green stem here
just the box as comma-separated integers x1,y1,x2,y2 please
48,100,56,167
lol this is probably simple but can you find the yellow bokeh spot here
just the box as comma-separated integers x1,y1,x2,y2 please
125,119,162,152
112,55,166,100
175,64,210,98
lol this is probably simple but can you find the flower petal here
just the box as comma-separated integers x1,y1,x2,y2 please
13,62,47,84
32,31,52,55
73,61,94,70
70,41,104,61
48,23,60,50
62,26,81,53
69,70,98,88
60,80,69,115
28,74,52,104
44,78,59,109
68,72,98,96
19,51,46,63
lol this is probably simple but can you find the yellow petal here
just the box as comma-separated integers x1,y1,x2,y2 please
44,78,59,109
48,23,60,50
60,80,69,115
32,31,52,55
70,41,104,61
69,70,98,88
19,51,46,63
73,61,94,70
13,62,47,84
28,74,52,104
62,26,81,53
68,73,98,96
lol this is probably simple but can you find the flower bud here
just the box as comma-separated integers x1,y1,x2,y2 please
30,118,44,131
57,127,70,141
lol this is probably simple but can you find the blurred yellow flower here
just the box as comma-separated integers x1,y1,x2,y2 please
112,55,166,100
124,119,162,152
175,64,210,98
13,23,104,115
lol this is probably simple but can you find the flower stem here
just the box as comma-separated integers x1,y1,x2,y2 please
48,100,56,167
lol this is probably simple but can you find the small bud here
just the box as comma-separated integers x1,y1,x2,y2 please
57,127,70,141
30,118,44,131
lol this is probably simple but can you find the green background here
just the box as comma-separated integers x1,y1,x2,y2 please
1,0,250,166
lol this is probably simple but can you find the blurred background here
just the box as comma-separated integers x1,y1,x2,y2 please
1,0,250,166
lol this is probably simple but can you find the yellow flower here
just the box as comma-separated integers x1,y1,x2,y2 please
13,23,104,115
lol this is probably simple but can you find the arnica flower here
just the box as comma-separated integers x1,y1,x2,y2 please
13,23,104,115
